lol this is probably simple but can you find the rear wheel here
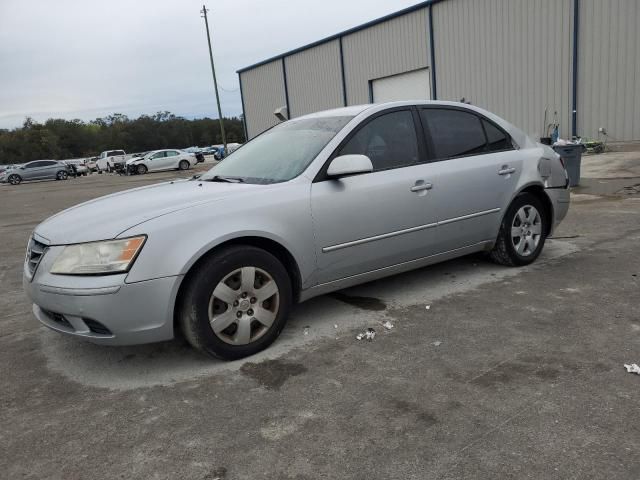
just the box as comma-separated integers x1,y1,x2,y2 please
136,164,148,175
489,192,546,266
179,160,190,170
178,245,292,360
8,174,21,185
56,170,68,180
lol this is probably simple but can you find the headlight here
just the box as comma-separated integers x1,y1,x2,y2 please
50,236,146,275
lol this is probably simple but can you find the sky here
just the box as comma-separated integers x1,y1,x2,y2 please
0,0,419,129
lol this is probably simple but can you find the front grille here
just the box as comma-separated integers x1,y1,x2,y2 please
25,236,47,278
84,319,112,336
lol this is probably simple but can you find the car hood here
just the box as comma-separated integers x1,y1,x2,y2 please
126,157,145,165
34,179,262,244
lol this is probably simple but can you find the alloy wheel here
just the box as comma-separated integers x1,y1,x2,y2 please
208,266,279,345
510,205,542,256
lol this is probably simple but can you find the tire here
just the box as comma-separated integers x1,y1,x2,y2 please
489,192,547,267
178,245,292,360
179,160,190,171
8,174,21,185
106,164,112,173
136,164,148,175
56,170,68,180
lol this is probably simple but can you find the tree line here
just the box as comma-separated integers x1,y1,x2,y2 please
0,112,246,164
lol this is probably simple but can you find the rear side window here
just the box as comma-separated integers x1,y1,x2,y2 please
338,110,419,172
420,109,486,159
482,119,512,152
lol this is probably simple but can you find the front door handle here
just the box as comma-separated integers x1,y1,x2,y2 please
498,166,516,175
410,183,433,192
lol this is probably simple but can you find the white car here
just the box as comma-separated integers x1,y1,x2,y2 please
126,149,197,174
96,150,127,173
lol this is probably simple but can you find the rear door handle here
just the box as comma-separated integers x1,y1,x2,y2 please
410,183,433,192
498,166,516,175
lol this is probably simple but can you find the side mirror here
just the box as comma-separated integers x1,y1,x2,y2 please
327,154,373,178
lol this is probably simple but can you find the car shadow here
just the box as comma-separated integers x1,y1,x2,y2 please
38,240,578,390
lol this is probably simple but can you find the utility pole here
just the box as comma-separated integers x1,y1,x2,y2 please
200,4,227,154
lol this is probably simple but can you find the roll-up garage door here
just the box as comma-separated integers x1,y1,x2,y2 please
371,68,431,103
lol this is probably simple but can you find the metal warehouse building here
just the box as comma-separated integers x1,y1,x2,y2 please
237,0,640,143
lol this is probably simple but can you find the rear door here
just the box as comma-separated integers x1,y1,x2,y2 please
42,161,61,179
310,108,440,284
418,107,524,251
163,150,180,169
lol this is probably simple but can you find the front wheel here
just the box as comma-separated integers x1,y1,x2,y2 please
489,192,546,266
178,245,292,360
178,160,190,171
8,174,21,185
56,170,68,180
136,164,148,175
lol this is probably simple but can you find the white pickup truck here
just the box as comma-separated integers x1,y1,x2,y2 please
95,150,128,173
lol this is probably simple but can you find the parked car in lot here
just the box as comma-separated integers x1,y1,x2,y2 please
63,159,89,177
2,160,71,185
96,150,127,173
23,101,569,359
125,149,197,174
86,157,98,172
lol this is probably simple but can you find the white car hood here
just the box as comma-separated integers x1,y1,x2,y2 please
34,179,260,244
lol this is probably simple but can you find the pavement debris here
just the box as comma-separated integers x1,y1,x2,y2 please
432,340,442,347
425,305,431,310
303,326,310,336
624,363,640,375
356,328,376,341
382,321,394,330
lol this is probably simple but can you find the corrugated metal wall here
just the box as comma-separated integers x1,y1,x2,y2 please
284,40,344,117
239,0,640,142
433,0,574,139
239,60,287,139
341,8,431,105
578,0,640,141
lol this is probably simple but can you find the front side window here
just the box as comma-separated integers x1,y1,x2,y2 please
201,115,353,184
338,110,419,171
420,109,487,159
25,161,42,169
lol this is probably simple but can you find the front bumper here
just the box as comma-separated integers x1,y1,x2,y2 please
24,247,183,345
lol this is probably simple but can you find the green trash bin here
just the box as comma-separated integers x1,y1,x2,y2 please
552,144,583,187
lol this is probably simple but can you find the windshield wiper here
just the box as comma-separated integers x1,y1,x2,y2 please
203,175,245,183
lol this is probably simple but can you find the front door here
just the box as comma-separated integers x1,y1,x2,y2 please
310,109,439,285
148,151,166,171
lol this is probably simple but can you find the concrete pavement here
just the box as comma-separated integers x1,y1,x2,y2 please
1,158,639,479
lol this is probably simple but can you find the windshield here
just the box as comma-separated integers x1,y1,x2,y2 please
200,116,353,184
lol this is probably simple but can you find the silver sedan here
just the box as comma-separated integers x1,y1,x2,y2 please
23,101,570,359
